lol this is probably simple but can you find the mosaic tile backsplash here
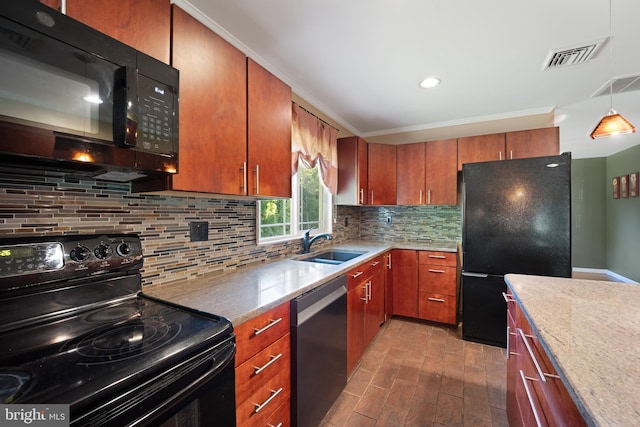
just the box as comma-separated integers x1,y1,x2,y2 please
0,167,461,288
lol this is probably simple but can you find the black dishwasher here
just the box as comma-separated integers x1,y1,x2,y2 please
291,275,347,427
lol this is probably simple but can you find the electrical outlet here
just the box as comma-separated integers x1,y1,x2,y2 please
189,221,209,242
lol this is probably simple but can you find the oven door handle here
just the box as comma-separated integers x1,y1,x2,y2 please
129,339,236,426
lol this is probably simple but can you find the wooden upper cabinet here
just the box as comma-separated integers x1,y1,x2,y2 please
457,133,505,171
64,0,171,63
426,139,458,205
458,127,559,171
506,127,559,160
247,58,292,198
396,139,457,205
170,6,247,194
336,136,368,205
396,142,426,205
367,143,396,205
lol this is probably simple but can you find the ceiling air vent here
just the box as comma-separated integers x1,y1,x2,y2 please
542,38,606,70
592,74,640,97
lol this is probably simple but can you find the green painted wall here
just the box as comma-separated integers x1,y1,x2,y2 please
606,144,640,282
571,158,607,269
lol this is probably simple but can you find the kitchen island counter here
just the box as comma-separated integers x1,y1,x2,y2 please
144,240,458,325
505,273,640,427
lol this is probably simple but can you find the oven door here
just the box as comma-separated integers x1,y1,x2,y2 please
72,336,237,427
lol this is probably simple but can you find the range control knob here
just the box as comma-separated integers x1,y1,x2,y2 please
116,241,131,257
94,243,112,259
70,245,91,262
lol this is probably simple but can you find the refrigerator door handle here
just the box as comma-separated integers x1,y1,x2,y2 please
461,272,489,278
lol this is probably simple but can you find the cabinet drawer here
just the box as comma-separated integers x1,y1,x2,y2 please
261,401,290,427
418,251,456,267
418,265,456,294
235,302,290,366
418,292,456,324
236,368,290,427
346,255,383,291
236,334,290,404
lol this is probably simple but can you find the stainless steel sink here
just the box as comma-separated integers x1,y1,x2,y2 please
296,250,366,265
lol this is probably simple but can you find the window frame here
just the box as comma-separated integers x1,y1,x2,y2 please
257,166,332,245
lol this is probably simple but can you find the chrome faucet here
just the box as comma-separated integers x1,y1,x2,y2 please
301,229,332,253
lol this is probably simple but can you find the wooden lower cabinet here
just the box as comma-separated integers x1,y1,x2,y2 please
391,250,418,317
417,251,457,325
347,255,385,375
506,291,586,427
234,302,290,427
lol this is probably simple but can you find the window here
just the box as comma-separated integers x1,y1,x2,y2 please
258,165,332,243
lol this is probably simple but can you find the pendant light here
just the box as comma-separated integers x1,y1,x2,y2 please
590,0,635,139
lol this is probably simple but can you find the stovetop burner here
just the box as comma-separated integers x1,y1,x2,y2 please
0,370,31,404
69,319,182,365
82,304,140,323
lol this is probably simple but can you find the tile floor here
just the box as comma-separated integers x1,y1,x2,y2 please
322,317,508,427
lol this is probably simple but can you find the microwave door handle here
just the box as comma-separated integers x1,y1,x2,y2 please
113,66,136,148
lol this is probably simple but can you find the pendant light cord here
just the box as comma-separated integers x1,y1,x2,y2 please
608,0,613,112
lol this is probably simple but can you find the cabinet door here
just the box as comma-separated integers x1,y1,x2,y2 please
425,139,458,205
367,143,397,205
384,252,393,320
247,59,292,198
391,250,418,317
171,6,247,194
506,127,559,160
396,142,425,205
65,0,171,64
457,133,505,171
365,266,385,346
347,284,366,375
336,136,368,205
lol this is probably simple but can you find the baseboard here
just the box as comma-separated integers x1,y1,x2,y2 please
572,267,638,284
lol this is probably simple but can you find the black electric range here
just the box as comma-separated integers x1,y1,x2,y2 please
0,234,236,426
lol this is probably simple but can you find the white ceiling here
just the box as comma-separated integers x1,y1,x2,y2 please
175,0,640,159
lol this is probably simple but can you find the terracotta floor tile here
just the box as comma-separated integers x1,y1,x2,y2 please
324,391,361,426
345,368,373,397
354,385,390,419
375,403,409,426
345,412,377,427
435,392,464,426
322,318,507,427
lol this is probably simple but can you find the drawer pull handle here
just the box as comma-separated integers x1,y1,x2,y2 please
254,387,283,413
371,261,380,266
506,325,510,359
254,318,283,336
518,328,554,383
519,370,543,427
427,297,445,303
351,271,363,279
428,255,446,259
253,353,283,375
268,424,283,427
502,292,515,303
428,269,446,273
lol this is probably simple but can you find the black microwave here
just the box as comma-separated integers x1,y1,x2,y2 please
0,0,179,181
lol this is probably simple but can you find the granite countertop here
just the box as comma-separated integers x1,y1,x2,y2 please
505,273,640,427
143,240,458,325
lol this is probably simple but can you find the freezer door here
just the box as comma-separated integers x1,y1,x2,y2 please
462,154,571,277
462,273,507,347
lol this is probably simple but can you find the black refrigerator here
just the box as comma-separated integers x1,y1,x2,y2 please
461,153,571,347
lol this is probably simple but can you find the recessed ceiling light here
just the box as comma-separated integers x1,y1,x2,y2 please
419,77,441,89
